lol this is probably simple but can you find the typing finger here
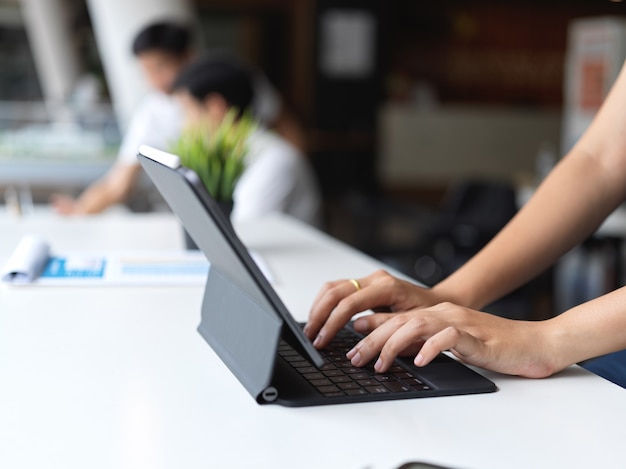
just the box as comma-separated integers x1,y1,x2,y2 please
346,313,418,367
375,315,446,371
305,275,373,340
350,313,458,372
311,281,401,348
353,311,399,334
413,326,484,368
304,279,350,339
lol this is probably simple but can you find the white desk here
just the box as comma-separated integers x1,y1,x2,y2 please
0,212,624,469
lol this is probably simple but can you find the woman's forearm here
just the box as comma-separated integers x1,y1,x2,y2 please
433,62,626,310
433,149,626,309
544,286,626,371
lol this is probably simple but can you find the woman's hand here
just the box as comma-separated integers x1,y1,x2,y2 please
304,270,449,348
346,302,559,379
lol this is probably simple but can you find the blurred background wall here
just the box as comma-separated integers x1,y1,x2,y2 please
1,0,624,194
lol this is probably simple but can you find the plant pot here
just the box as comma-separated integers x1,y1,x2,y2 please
183,201,234,250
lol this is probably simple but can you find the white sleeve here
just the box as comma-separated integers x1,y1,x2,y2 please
116,104,153,165
116,95,183,165
231,143,297,224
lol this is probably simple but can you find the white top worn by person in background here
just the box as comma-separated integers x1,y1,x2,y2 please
116,74,281,166
233,130,322,227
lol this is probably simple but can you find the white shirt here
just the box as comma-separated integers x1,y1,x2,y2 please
232,130,322,227
116,75,282,166
117,92,184,165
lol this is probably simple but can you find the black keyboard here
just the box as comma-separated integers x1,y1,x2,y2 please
277,328,432,398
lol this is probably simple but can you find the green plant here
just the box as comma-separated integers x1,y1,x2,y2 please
169,110,257,202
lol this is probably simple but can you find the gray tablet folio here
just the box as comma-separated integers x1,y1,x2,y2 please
138,145,497,407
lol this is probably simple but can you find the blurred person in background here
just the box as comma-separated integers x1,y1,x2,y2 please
52,21,305,215
172,53,321,227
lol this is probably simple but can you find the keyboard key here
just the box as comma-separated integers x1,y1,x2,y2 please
302,372,325,380
322,369,344,377
329,356,348,362
291,360,312,368
374,375,397,382
283,355,303,363
384,382,411,393
316,385,340,393
324,391,345,398
365,385,390,394
338,382,361,390
404,378,424,386
345,388,369,396
330,375,352,384
407,384,431,391
351,372,368,380
356,379,378,387
311,378,333,387
299,367,318,374
336,362,356,369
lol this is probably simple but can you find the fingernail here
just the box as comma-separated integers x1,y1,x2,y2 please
350,352,362,366
374,357,383,372
414,354,424,366
346,347,357,359
313,334,322,347
303,324,309,336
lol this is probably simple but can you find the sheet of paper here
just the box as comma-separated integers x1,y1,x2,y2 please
29,250,210,286
1,234,50,283
2,235,274,287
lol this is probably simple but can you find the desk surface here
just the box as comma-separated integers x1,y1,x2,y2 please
0,212,624,469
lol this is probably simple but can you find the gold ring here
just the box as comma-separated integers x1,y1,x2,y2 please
349,278,361,292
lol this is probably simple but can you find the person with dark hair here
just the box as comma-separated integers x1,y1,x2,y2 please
52,21,192,215
130,21,192,95
173,54,255,117
172,54,322,226
132,22,191,56
52,21,306,216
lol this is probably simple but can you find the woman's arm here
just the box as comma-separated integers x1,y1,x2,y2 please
306,60,626,347
435,59,626,308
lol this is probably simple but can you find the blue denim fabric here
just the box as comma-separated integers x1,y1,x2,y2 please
580,349,626,389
